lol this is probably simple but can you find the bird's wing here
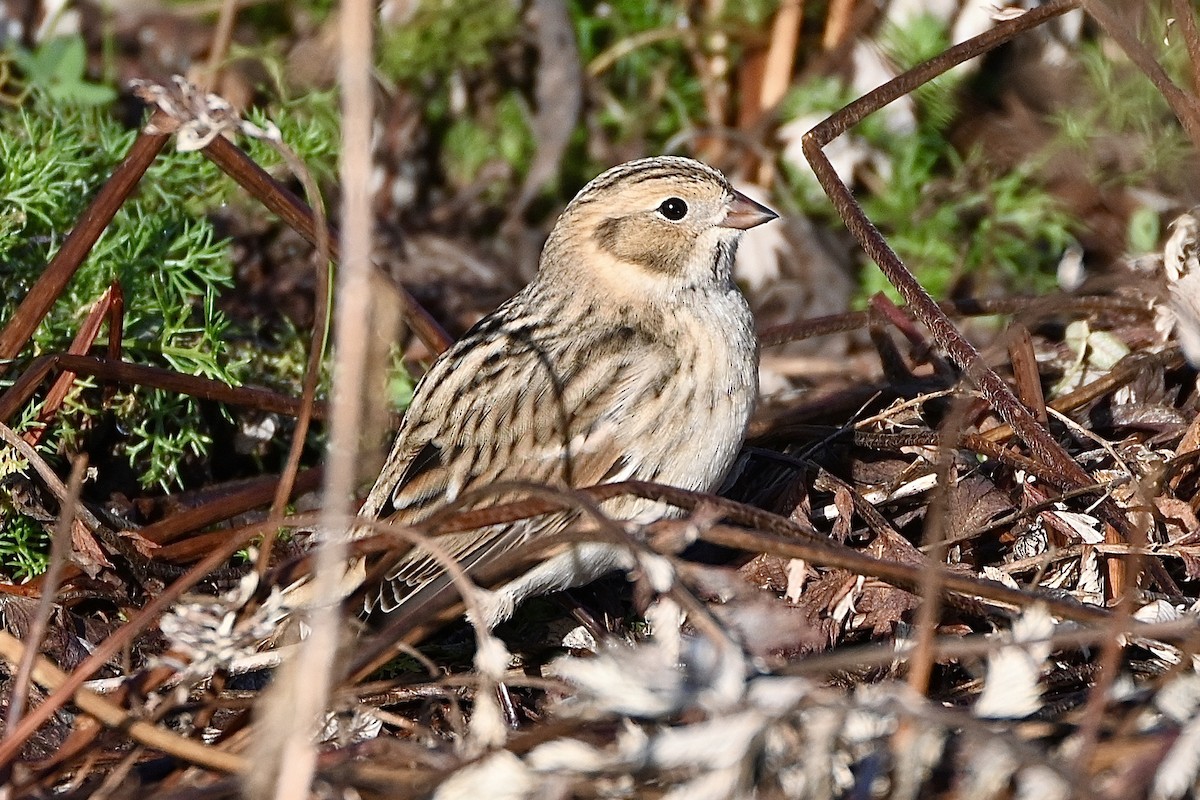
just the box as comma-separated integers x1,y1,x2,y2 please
359,320,680,610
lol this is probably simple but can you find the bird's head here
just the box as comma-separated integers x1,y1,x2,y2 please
539,156,777,298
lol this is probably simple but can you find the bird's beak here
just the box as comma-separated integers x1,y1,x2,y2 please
721,190,779,230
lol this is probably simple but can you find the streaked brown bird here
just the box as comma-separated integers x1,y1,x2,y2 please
359,156,777,626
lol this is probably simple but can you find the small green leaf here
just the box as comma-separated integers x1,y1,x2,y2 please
11,35,117,106
1128,207,1161,255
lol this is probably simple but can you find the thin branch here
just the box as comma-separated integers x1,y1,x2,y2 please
3,457,87,733
261,119,336,564
254,0,376,796
0,123,168,365
200,0,240,90
1081,0,1200,151
822,0,856,50
800,0,1154,557
0,422,104,535
907,400,970,696
0,631,246,774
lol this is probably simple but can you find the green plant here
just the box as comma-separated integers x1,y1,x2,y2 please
1049,7,1195,194
376,0,533,201
570,0,707,161
780,14,1076,303
240,88,341,185
378,0,519,83
0,513,50,582
0,103,315,493
440,90,534,195
858,141,1072,300
9,35,117,106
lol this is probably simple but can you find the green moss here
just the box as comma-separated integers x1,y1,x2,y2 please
378,0,519,82
781,15,1074,303
0,106,237,489
0,513,50,583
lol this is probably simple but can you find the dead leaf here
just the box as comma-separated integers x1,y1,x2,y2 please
71,518,112,577
1156,496,1199,538
119,528,161,559
942,474,1014,545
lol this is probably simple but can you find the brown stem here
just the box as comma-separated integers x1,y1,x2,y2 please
802,129,1089,492
1082,0,1200,151
0,122,169,365
201,0,240,90
1171,0,1200,95
0,353,325,424
24,286,118,446
799,0,1151,556
200,134,452,355
23,469,322,593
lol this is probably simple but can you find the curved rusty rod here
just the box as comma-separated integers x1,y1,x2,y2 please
201,134,453,355
801,0,1186,599
800,0,1143,521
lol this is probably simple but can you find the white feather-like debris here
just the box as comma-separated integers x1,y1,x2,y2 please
464,621,514,753
155,570,293,687
1163,209,1200,367
975,604,1055,719
414,622,1133,799
1016,765,1072,800
1152,676,1200,800
473,633,513,680
432,750,536,800
129,75,282,151
637,550,677,594
1124,601,1190,666
785,558,808,604
549,639,723,719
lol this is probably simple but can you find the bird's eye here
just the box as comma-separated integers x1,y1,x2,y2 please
657,197,689,221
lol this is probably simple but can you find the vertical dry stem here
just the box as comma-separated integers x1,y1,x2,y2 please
1,456,87,768
251,0,376,796
823,0,856,50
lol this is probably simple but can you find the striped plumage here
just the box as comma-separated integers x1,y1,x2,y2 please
360,156,777,624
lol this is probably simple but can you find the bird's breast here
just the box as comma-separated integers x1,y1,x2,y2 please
611,286,757,495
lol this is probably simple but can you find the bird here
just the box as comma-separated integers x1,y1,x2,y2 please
358,156,778,627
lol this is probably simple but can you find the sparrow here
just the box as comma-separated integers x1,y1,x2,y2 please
358,156,777,627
